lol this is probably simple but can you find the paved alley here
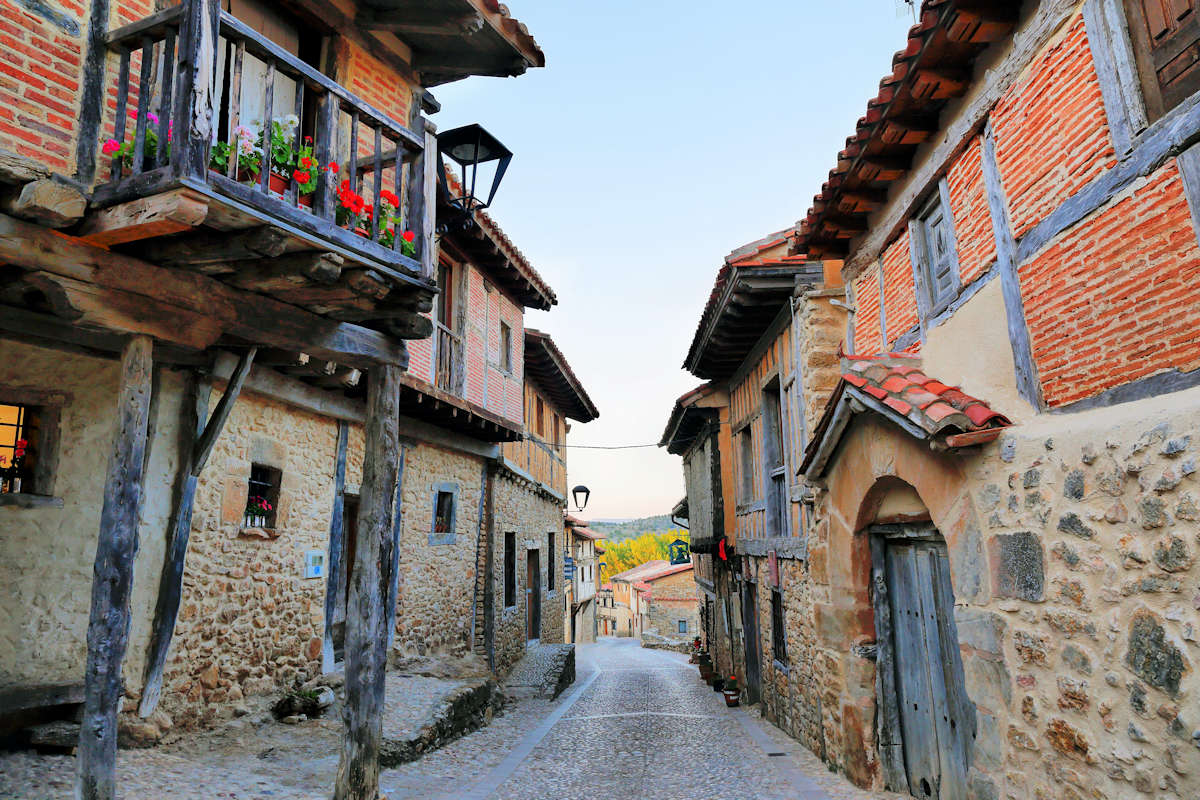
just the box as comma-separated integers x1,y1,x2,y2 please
385,638,902,800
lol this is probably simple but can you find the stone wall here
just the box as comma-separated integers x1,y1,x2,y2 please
802,385,1200,798
0,339,183,695
392,442,485,659
490,469,565,676
160,388,338,729
645,598,699,639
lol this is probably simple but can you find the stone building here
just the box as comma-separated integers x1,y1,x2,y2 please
633,562,700,640
0,0,592,795
597,583,617,636
564,514,602,644
664,2,1200,799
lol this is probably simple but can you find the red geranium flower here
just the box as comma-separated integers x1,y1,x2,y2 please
402,230,415,243
293,169,311,184
327,162,339,173
300,156,313,168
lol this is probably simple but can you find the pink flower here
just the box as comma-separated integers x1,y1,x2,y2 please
102,139,120,155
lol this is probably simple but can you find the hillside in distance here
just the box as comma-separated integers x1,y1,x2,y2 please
588,514,676,542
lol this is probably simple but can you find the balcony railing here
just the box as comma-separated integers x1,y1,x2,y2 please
96,0,432,279
434,322,464,395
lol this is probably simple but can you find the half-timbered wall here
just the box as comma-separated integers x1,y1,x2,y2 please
847,1,1200,412
500,376,567,497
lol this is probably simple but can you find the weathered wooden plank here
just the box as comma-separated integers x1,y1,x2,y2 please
334,365,400,800
76,335,154,800
931,548,976,774
0,213,410,369
406,101,437,280
73,0,112,187
981,121,1043,410
0,683,84,715
887,542,938,798
383,442,407,648
869,534,907,791
0,179,87,228
223,252,344,291
322,420,350,672
77,188,210,246
913,545,959,800
173,0,220,180
136,374,210,717
152,226,291,268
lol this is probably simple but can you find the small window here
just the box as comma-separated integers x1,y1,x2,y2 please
499,322,512,373
771,589,787,664
912,188,960,315
536,397,545,438
678,620,688,634
1125,0,1200,118
547,531,555,591
738,429,755,503
553,413,561,449
0,403,34,494
429,482,458,545
504,531,516,607
245,464,281,528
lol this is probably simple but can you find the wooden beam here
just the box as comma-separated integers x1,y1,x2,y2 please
150,226,291,270
0,147,50,185
357,10,484,36
76,335,154,800
322,420,350,671
77,188,210,246
138,348,255,717
334,364,400,800
224,253,345,291
0,179,87,228
0,214,409,369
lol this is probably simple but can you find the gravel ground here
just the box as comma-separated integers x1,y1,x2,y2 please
0,641,903,800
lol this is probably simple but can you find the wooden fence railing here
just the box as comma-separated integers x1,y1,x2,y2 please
96,0,434,279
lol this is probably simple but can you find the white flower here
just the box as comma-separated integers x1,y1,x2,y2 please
233,124,255,141
282,114,299,128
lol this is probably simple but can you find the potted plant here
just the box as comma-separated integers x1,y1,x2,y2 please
244,495,273,528
688,637,702,664
0,438,29,494
722,675,741,707
698,653,713,683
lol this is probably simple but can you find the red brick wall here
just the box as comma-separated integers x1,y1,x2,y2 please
344,42,411,125
1021,161,1200,406
992,13,1115,239
0,0,88,173
945,135,996,284
880,230,918,344
852,268,882,355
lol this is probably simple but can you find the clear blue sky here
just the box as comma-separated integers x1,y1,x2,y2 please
431,2,917,520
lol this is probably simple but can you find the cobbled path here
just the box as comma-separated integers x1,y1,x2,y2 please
390,638,903,800
0,640,903,799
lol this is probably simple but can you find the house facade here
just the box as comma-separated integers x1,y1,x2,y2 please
564,514,601,644
0,1,594,796
633,562,700,639
665,2,1200,799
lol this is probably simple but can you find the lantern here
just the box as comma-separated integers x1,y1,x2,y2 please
571,484,591,511
436,123,512,214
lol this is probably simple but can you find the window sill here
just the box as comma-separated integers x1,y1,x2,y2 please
0,493,63,509
238,526,279,540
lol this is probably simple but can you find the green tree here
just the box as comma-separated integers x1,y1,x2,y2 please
598,529,689,584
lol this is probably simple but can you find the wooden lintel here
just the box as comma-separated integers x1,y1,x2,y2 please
77,188,210,246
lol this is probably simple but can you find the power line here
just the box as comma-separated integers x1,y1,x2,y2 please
563,442,661,450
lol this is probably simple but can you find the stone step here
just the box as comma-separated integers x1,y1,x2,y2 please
503,643,575,700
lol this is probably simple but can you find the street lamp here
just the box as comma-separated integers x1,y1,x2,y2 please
436,123,512,215
571,484,590,511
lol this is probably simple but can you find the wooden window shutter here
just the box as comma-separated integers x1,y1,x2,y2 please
1130,0,1200,113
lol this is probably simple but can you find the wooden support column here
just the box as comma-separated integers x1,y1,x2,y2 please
322,420,351,672
383,443,408,649
137,347,257,717
406,92,437,281
76,335,154,800
334,365,400,800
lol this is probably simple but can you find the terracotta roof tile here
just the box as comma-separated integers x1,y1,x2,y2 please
884,396,912,416
924,401,960,423
863,384,889,401
844,373,869,388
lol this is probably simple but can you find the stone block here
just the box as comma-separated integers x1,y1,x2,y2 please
964,654,1012,714
1125,611,1185,698
1045,717,1092,762
956,608,1006,659
988,531,1044,602
1056,512,1094,540
814,603,874,650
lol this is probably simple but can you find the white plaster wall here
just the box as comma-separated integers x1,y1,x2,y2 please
0,339,183,693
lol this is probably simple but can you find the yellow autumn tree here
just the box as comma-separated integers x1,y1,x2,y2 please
598,529,689,584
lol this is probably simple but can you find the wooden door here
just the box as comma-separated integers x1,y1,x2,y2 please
740,581,762,704
526,549,540,641
884,535,972,799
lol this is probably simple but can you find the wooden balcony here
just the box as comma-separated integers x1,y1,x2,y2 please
79,0,437,340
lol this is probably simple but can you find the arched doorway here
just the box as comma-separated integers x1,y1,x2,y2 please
865,482,975,800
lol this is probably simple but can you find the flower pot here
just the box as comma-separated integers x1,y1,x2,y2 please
269,172,313,207
723,689,741,707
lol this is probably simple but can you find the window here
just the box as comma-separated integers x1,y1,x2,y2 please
0,404,33,494
547,532,555,591
771,589,787,664
678,620,688,634
499,321,512,373
536,397,545,438
911,187,960,316
553,413,561,450
1125,0,1200,118
762,381,789,537
504,531,516,607
245,464,281,528
738,429,755,503
429,482,458,545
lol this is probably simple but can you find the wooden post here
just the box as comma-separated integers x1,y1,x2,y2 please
322,420,350,671
173,0,220,180
405,92,437,280
138,348,256,717
334,365,400,800
76,335,154,800
383,442,407,649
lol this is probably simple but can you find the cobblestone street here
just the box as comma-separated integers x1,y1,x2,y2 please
387,638,902,800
